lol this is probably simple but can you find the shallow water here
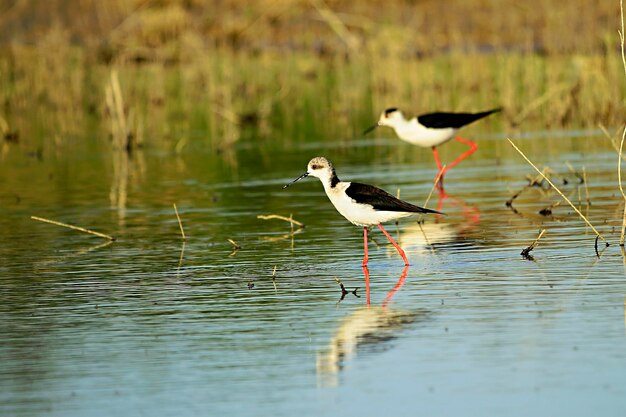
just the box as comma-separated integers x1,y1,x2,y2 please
1,131,626,416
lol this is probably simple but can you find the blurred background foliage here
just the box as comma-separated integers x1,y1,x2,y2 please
0,0,623,151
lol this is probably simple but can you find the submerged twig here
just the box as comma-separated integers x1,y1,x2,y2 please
173,203,187,240
565,161,584,184
334,277,359,304
521,229,546,260
506,170,550,208
227,238,241,256
507,139,608,246
34,240,113,269
31,216,115,241
582,167,590,207
539,200,561,216
257,214,304,228
259,228,304,242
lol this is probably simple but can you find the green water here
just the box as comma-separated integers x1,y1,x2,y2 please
2,126,626,416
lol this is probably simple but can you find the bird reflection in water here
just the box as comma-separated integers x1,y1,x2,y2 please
390,188,480,256
316,266,427,387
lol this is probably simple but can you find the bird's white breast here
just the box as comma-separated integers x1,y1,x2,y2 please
393,119,457,148
323,182,413,227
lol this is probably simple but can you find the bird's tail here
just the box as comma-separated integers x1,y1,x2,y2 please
416,206,445,216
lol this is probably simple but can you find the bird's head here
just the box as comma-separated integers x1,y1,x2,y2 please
363,108,404,134
283,156,337,188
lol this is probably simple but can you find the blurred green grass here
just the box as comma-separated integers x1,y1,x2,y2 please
0,0,623,149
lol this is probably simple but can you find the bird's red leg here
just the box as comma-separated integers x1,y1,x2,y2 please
362,265,371,306
362,226,369,266
432,146,445,189
439,135,478,177
377,223,409,266
382,265,409,307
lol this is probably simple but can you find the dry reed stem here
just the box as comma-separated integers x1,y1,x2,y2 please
31,216,115,240
521,229,547,257
227,238,241,256
417,223,437,255
618,125,626,246
177,240,186,271
257,214,304,228
599,124,626,161
106,70,129,148
423,167,446,208
272,265,277,291
617,0,626,246
621,0,626,79
507,139,608,245
173,203,187,240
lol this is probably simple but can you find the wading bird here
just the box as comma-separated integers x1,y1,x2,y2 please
283,157,441,266
364,107,500,188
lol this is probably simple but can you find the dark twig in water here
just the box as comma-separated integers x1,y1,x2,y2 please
508,139,609,247
334,277,359,304
31,215,115,241
521,229,546,260
539,200,561,216
506,185,530,207
506,171,547,208
565,161,585,184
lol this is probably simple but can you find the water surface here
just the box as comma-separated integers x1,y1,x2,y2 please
1,131,626,416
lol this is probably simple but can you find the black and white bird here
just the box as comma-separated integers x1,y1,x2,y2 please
364,107,500,188
283,156,441,266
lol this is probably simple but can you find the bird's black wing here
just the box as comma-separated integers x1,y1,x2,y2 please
417,108,501,129
345,182,442,214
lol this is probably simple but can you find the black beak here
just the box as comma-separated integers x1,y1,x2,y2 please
363,123,379,135
283,172,309,189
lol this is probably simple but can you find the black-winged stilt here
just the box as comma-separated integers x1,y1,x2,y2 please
364,107,500,188
283,156,441,266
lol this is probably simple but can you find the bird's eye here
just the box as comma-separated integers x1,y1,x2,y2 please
311,164,321,170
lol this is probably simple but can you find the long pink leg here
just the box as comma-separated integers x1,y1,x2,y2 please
432,146,443,171
440,135,478,175
382,265,409,307
362,266,371,305
362,227,369,266
431,147,445,189
433,136,479,188
377,224,409,266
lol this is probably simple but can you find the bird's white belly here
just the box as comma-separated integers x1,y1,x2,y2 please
325,187,412,226
395,124,457,148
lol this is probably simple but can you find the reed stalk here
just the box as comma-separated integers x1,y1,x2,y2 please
257,214,304,228
173,203,187,240
31,216,115,240
507,139,608,245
